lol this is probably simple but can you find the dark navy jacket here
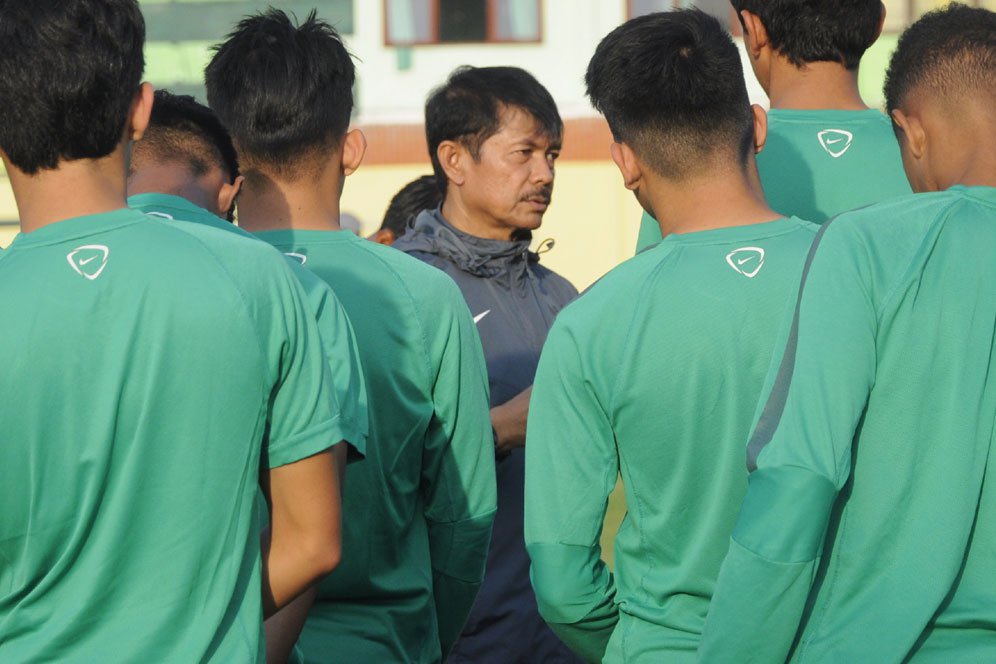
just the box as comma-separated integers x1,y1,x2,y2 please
394,209,580,663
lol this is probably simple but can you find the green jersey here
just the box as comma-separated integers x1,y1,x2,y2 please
254,229,497,663
525,217,818,662
128,193,368,456
700,187,996,663
0,209,343,662
635,109,912,252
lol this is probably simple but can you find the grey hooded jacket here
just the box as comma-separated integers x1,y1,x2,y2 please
393,208,580,663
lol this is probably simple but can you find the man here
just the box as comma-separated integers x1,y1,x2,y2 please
369,174,440,245
700,5,996,661
205,11,497,663
393,65,579,663
524,10,819,663
127,89,369,478
0,1,342,661
635,0,911,251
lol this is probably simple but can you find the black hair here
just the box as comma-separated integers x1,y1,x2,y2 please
133,90,239,184
205,8,354,179
585,9,754,180
0,0,145,175
884,4,996,115
380,175,440,237
425,66,563,195
731,0,881,69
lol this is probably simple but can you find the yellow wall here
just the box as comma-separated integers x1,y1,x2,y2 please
342,161,645,291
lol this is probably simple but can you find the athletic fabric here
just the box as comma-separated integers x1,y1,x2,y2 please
526,217,818,662
635,109,912,251
700,187,996,663
394,208,580,664
128,193,368,458
0,208,342,662
254,229,496,664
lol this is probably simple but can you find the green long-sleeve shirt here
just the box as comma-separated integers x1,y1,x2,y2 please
636,109,912,252
255,230,497,664
525,217,818,663
700,186,996,663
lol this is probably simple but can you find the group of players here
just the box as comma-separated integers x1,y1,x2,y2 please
0,0,994,662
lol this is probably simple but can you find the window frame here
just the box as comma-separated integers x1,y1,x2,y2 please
383,0,544,46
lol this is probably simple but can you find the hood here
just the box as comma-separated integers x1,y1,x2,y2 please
395,208,542,287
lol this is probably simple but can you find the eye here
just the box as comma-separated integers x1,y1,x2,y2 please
547,151,560,162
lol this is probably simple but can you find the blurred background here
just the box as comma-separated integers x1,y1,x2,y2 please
1,0,990,292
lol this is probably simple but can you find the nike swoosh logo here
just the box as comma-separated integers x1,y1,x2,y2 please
737,256,753,266
826,137,846,145
473,310,491,324
79,256,98,265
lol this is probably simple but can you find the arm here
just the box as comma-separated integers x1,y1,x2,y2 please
699,224,878,662
491,385,531,454
524,321,619,663
261,448,341,619
265,586,317,664
421,290,497,658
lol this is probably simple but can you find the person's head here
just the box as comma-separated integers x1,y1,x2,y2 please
425,66,563,240
586,9,761,217
732,0,885,89
371,174,440,245
885,4,996,193
128,90,243,219
205,8,365,188
0,0,151,178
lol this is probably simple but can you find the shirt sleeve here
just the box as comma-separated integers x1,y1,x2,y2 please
524,318,619,663
263,257,347,469
293,263,369,462
418,283,497,657
635,210,662,254
699,222,878,662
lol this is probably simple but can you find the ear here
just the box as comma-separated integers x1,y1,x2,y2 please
436,140,468,187
129,82,154,142
369,228,396,246
341,129,366,177
217,174,244,218
740,11,768,58
874,2,887,43
751,104,768,154
609,141,642,192
891,108,925,159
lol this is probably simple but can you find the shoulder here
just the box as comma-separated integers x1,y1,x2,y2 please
530,261,579,301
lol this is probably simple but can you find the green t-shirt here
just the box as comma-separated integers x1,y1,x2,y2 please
525,217,818,663
0,208,344,662
128,193,368,457
254,229,497,664
636,109,912,252
700,187,996,663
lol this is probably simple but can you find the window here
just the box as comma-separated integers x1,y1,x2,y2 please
628,0,734,31
385,0,542,45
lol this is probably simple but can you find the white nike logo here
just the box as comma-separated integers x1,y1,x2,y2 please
473,310,491,324
79,256,98,265
737,256,752,266
817,129,854,158
726,247,765,278
825,137,846,145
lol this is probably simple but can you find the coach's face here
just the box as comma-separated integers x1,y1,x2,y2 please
462,105,560,239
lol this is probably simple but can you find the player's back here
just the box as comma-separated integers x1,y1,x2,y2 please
533,217,817,661
786,186,996,662
759,109,912,222
254,229,494,664
0,209,319,662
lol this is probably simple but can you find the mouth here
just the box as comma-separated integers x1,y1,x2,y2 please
524,195,551,211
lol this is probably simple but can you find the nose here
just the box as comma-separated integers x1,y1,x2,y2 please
532,153,554,186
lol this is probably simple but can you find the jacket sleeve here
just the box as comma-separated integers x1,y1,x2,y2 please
699,223,878,662
419,282,497,658
525,318,619,663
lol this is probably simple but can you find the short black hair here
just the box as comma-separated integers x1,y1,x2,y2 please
425,66,563,195
0,0,145,175
586,9,754,180
884,4,996,115
380,175,440,236
132,90,239,184
731,0,881,69
205,8,354,180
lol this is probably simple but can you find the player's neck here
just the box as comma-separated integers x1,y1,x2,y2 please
8,151,129,234
127,166,218,216
649,170,779,238
767,60,868,111
236,170,343,233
